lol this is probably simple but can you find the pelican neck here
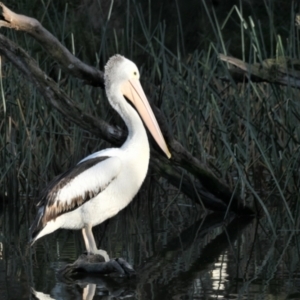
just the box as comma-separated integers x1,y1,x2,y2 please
108,92,149,152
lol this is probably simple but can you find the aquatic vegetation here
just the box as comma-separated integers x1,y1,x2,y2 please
0,1,300,298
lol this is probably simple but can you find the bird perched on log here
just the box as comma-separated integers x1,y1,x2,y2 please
29,55,171,262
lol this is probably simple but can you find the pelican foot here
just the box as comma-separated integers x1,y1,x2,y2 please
90,249,110,262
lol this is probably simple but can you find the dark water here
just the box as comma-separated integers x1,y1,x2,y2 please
0,201,300,300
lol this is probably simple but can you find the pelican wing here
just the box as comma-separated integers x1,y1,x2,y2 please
30,156,121,238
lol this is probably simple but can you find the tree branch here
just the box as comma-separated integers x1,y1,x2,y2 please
0,2,104,86
219,53,300,88
0,33,124,143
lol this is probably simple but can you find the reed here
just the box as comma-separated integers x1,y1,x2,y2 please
0,0,299,260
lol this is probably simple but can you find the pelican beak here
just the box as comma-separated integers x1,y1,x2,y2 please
121,78,171,158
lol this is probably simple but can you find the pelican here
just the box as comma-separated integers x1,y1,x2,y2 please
29,55,171,261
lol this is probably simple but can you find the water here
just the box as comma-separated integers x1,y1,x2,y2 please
0,201,300,300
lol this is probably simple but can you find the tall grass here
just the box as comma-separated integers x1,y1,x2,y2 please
0,0,300,262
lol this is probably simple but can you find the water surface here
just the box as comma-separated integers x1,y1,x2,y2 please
1,200,299,299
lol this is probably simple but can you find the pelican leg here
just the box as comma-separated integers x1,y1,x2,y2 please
82,226,110,262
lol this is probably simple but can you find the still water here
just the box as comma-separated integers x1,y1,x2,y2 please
0,198,299,300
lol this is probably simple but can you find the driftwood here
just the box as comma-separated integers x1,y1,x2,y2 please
59,254,136,278
0,3,252,214
219,54,300,88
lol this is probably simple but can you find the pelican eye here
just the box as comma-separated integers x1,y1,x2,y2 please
133,71,137,76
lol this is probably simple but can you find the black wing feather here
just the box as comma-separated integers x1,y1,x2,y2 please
29,156,110,243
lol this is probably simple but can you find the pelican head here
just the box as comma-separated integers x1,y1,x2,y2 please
105,55,171,159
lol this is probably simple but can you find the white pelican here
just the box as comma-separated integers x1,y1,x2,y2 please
29,55,171,262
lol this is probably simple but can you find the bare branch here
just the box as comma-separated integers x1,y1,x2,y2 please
219,53,300,88
0,2,104,86
0,33,123,144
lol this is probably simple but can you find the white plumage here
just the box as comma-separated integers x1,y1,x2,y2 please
29,55,171,261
